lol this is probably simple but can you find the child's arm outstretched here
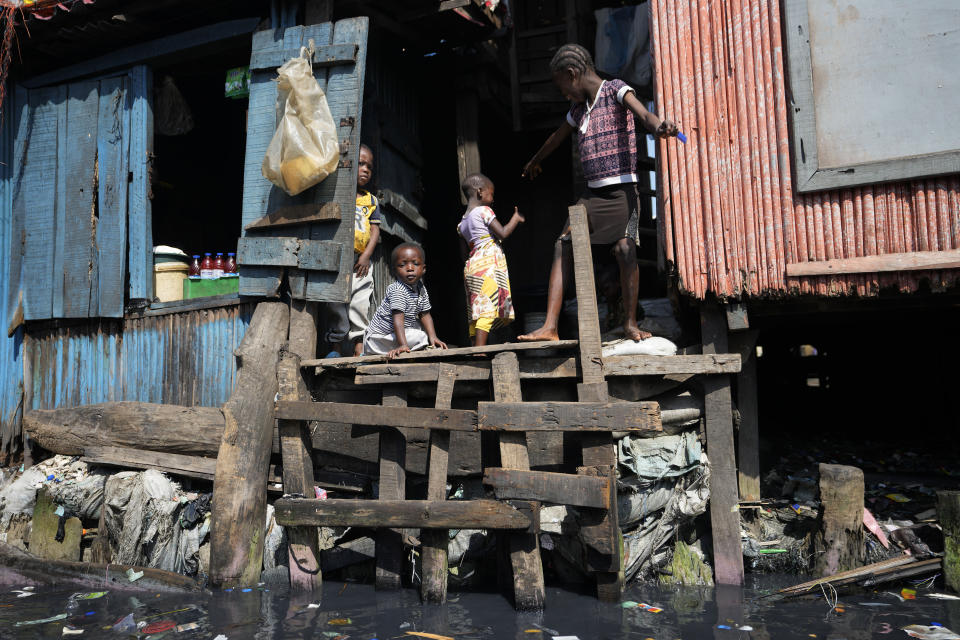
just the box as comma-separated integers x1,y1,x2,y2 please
622,92,678,138
522,121,575,180
419,312,447,350
488,207,525,241
387,311,410,359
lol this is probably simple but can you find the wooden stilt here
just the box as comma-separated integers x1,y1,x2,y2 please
455,86,480,205
492,352,545,611
421,364,458,603
376,385,407,590
814,463,865,577
279,300,322,592
729,330,760,501
210,301,289,588
699,303,745,586
568,204,622,602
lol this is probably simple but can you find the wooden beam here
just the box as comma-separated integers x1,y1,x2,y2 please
304,340,579,368
699,303,745,586
250,43,358,71
277,401,477,431
279,300,322,593
274,499,532,530
477,402,661,432
237,237,341,271
376,386,407,591
210,301,289,588
23,18,260,88
730,331,760,502
421,364,457,604
492,352,545,611
569,203,621,602
82,446,217,480
786,249,960,276
352,353,741,385
483,468,610,509
243,202,341,231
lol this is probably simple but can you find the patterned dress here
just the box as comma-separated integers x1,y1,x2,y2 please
458,206,515,336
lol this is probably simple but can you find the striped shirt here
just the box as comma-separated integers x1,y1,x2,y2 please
367,279,432,336
566,79,638,188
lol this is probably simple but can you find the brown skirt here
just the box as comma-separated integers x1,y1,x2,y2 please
572,183,641,246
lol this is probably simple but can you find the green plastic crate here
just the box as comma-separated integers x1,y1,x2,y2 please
183,277,239,299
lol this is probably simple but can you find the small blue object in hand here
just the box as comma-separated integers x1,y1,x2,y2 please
677,131,687,143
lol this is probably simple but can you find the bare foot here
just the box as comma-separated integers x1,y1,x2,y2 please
624,323,652,341
353,342,363,357
517,326,560,342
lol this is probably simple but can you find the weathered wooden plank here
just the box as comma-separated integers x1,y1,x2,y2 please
491,352,545,611
306,340,580,368
352,353,740,384
250,43,358,70
279,300,322,593
95,76,130,318
483,468,610,509
22,18,260,89
18,86,59,320
210,301,289,588
376,386,406,590
730,331,760,502
63,80,103,316
277,401,477,431
237,237,341,271
243,202,341,231
787,248,960,276
297,240,342,271
700,303,745,586
82,445,216,479
477,402,661,432
421,364,457,604
275,499,532,529
127,65,153,302
568,204,606,390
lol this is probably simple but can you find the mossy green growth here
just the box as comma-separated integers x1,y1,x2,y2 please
658,541,714,587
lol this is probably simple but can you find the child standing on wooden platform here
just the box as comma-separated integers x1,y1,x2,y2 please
518,44,679,343
363,242,447,359
326,144,381,357
457,173,524,346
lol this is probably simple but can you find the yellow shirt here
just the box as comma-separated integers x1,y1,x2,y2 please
354,191,380,254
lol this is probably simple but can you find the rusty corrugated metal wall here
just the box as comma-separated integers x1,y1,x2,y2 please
651,0,960,299
25,303,254,411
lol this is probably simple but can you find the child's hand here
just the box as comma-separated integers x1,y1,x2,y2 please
430,338,448,350
354,256,371,278
513,207,525,224
656,119,679,138
522,157,542,180
387,345,411,359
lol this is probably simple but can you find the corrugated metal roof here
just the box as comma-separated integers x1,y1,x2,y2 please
651,0,960,299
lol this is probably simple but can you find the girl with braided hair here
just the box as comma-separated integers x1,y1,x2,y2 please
518,43,679,343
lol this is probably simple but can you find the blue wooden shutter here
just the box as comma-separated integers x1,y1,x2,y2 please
11,66,143,320
239,17,369,303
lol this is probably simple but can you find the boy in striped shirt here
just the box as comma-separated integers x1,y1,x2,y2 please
362,243,447,358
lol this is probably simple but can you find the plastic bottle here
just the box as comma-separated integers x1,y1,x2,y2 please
213,253,224,279
200,253,214,279
188,255,201,279
225,252,237,277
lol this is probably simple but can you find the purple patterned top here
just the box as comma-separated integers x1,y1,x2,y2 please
566,79,638,188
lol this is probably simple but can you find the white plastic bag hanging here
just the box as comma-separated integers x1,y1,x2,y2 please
262,44,340,196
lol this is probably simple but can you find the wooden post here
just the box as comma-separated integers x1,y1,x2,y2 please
279,299,321,592
210,301,290,588
814,463,865,577
376,385,407,590
568,204,622,602
699,302,745,586
938,491,960,593
455,86,480,204
492,352,545,610
421,364,458,603
729,330,760,501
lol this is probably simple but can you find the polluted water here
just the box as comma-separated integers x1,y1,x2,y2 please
3,575,960,639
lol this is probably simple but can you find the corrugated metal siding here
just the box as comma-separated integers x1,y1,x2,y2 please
26,303,254,411
651,0,960,299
